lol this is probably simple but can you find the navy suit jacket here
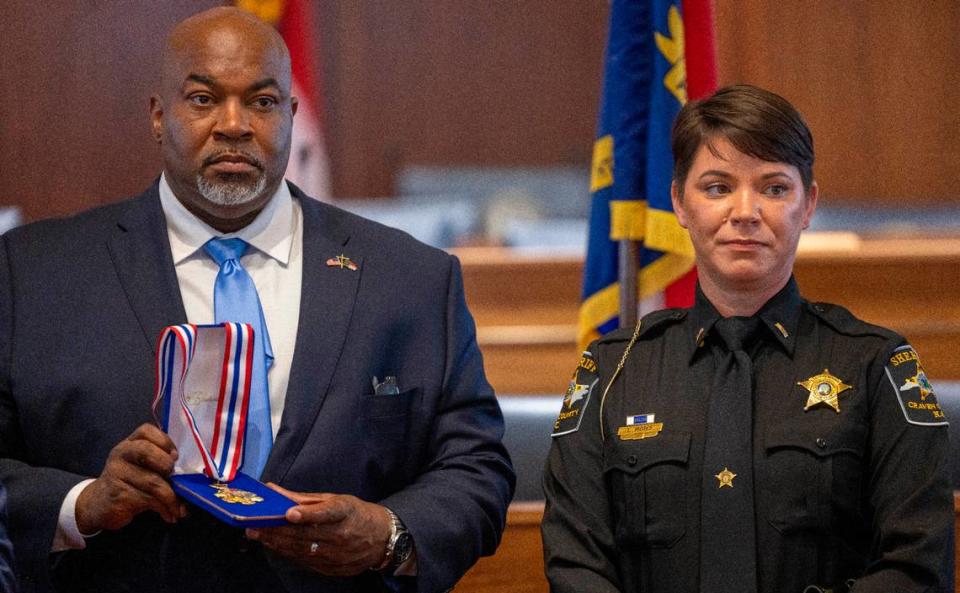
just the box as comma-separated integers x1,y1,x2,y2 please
0,183,514,593
0,483,15,593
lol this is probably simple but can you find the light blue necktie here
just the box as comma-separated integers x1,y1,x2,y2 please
204,238,274,479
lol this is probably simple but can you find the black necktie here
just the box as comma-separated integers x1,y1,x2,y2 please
700,316,761,593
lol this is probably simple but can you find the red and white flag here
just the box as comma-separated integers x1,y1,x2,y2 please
238,0,333,201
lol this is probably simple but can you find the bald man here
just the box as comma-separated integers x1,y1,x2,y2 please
0,8,514,593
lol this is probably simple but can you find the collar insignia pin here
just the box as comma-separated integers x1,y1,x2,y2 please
798,369,852,413
774,322,789,338
326,254,358,271
695,327,706,348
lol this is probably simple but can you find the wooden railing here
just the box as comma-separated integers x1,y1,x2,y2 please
454,502,547,593
456,234,960,395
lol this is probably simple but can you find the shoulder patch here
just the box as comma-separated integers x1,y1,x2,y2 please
883,345,948,426
552,350,600,437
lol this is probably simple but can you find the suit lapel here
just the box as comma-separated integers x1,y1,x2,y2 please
106,185,187,354
264,190,362,482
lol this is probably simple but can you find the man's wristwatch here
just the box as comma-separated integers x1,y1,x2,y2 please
378,508,413,574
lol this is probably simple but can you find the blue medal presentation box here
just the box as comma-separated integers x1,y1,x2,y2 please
172,472,296,528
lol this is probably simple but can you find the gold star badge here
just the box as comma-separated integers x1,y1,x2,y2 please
715,467,736,488
798,369,852,413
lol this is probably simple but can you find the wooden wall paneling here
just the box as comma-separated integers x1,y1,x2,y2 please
0,1,221,221
318,1,608,198
458,237,960,394
713,0,960,203
5,2,960,223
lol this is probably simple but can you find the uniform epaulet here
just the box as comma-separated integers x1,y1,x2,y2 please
805,300,902,342
596,326,637,344
597,308,686,344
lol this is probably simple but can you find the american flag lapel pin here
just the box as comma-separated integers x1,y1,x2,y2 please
326,254,358,271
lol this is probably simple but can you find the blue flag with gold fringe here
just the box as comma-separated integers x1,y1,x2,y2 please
578,0,698,350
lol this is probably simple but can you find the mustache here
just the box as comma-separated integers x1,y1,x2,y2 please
202,151,264,170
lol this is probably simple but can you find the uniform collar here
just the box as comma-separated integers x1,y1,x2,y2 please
159,173,295,265
686,276,802,363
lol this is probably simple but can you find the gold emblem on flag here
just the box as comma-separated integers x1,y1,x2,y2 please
590,135,614,193
653,5,687,105
235,0,284,25
798,369,852,414
210,483,264,505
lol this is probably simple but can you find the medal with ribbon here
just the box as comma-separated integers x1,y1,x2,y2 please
152,323,295,526
153,323,252,483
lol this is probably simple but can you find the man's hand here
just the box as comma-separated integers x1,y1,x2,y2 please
75,423,185,533
246,484,392,576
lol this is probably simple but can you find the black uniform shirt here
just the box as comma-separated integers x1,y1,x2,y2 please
542,277,953,593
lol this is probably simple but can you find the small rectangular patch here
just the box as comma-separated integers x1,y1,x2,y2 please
617,423,663,440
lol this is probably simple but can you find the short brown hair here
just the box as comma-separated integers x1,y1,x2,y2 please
671,84,814,194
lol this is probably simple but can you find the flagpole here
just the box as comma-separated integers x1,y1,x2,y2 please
618,239,638,328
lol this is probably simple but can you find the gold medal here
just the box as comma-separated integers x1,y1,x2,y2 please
210,483,264,505
798,369,851,413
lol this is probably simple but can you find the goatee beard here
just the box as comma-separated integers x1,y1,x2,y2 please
196,173,268,206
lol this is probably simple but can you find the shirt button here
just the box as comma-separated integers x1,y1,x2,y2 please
816,437,827,449
627,455,638,466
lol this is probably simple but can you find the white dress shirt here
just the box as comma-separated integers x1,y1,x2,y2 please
54,174,303,549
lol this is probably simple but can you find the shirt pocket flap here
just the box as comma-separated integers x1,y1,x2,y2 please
603,431,692,475
764,424,865,459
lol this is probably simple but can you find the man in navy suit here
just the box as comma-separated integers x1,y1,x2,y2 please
0,7,513,592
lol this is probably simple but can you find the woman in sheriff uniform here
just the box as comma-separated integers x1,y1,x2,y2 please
541,85,953,593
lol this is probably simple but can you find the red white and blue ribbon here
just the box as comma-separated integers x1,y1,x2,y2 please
153,323,253,483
